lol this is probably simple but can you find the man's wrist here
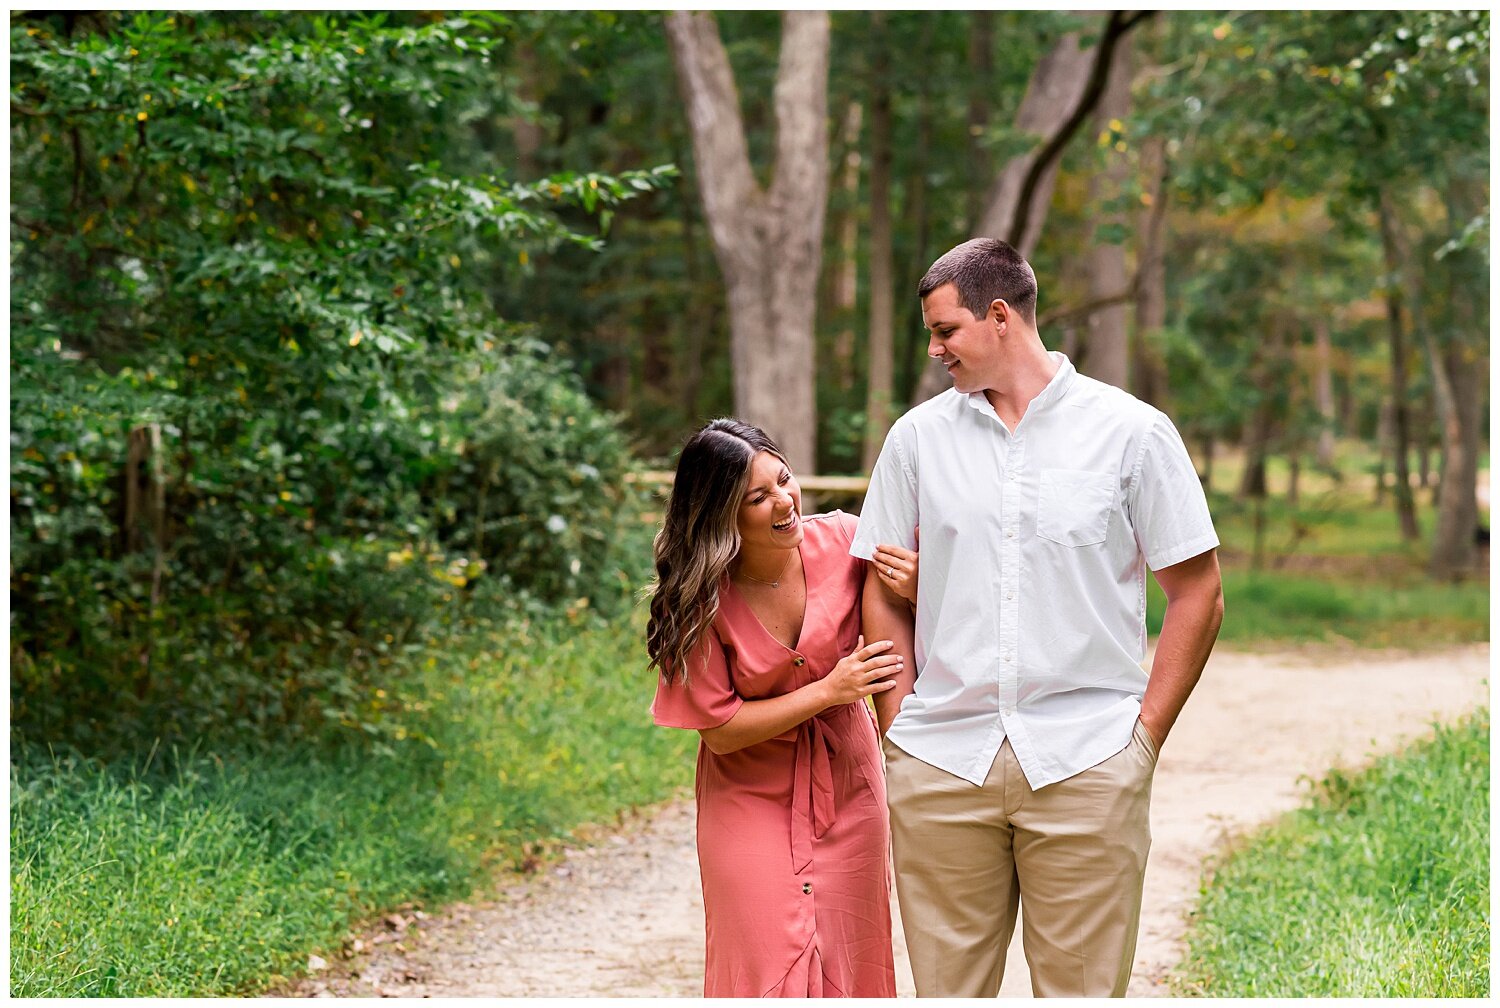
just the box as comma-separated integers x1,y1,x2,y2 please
1138,712,1165,749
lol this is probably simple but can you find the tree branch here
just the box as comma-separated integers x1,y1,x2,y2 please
1008,11,1156,248
1039,273,1141,327
664,11,759,258
70,126,84,212
13,215,135,258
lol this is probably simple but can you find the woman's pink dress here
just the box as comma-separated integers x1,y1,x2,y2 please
652,511,896,998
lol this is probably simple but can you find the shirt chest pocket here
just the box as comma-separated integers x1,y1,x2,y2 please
1036,468,1116,547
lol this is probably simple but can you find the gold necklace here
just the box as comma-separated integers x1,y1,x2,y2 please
736,551,793,589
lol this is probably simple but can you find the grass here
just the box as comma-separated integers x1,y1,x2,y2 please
1143,475,1489,648
1147,567,1489,649
9,607,693,997
1172,710,1490,997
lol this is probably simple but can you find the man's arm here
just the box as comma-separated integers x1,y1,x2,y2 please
1140,548,1224,751
862,565,917,735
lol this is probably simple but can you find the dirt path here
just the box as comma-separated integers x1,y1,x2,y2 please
279,644,1489,998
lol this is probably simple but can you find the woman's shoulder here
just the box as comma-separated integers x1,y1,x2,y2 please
802,509,859,546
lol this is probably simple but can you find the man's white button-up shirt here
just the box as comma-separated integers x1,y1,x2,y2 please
850,353,1218,789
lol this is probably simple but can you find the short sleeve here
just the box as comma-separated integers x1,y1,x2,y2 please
650,627,744,731
824,508,860,547
850,422,919,560
1127,412,1220,570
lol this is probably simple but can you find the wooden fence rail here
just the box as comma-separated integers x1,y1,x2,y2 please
625,471,871,494
625,470,871,524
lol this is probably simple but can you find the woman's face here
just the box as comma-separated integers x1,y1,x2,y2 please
736,450,804,551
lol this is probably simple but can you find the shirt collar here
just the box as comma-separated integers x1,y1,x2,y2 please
965,351,1078,418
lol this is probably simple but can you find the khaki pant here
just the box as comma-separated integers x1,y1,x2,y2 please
884,722,1158,998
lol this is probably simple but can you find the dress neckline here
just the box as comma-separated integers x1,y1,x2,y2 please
725,539,809,653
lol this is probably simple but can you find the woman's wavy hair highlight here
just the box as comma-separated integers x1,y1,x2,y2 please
646,418,785,684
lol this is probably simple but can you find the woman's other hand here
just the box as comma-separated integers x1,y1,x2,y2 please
819,635,902,706
872,543,918,604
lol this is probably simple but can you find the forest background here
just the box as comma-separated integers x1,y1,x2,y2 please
7,9,1491,997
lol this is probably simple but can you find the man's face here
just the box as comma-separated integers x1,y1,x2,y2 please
921,283,1001,394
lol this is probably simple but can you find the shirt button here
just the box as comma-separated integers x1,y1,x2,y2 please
802,883,813,894
792,656,806,667
1006,531,1015,538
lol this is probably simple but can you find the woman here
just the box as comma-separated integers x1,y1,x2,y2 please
647,418,917,998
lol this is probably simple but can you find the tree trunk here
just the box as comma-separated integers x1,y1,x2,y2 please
1284,321,1304,507
125,423,166,697
982,11,1152,253
899,16,937,406
1343,380,1361,442
1083,29,1133,390
1414,410,1433,491
862,12,895,471
1239,405,1272,501
1428,176,1486,577
1131,132,1170,409
915,26,1094,406
828,100,864,392
973,26,1093,255
1239,320,1278,501
1312,316,1337,470
1375,187,1421,542
914,12,1150,407
1374,404,1391,504
665,11,830,473
1432,338,1483,576
676,136,711,421
513,44,546,178
966,12,994,228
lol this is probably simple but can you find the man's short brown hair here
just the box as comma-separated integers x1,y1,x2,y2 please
918,238,1038,325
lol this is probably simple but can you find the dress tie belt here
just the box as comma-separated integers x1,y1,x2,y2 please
790,709,842,875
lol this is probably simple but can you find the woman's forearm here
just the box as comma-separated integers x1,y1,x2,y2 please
699,679,832,755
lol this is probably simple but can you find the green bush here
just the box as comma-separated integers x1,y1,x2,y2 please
1173,710,1489,997
10,333,653,751
9,11,670,753
423,340,645,611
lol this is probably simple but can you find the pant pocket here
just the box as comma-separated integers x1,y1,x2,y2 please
881,734,903,765
1131,718,1160,766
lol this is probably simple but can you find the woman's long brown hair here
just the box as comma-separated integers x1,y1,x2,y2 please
646,418,786,684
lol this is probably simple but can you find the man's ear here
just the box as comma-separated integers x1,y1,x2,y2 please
990,298,1011,332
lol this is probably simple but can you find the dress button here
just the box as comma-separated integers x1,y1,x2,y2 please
793,656,806,667
802,883,812,894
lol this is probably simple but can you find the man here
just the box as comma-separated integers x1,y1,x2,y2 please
850,238,1223,998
